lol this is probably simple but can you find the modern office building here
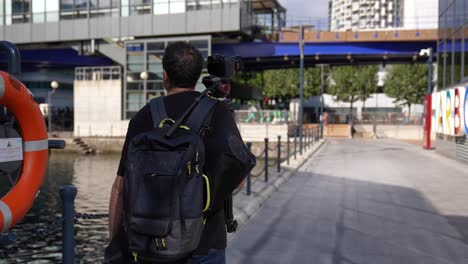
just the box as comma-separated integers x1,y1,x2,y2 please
433,0,468,161
0,0,285,135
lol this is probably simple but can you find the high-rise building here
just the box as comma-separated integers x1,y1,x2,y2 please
402,0,438,30
330,0,404,31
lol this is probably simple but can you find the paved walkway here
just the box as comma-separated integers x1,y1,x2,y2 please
227,139,468,264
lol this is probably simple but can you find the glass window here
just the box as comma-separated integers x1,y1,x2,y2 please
189,40,209,49
60,0,88,19
90,0,119,17
147,42,165,51
121,0,130,16
454,29,463,84
447,35,453,87
170,0,185,14
126,91,145,111
147,82,164,90
154,0,168,15
12,0,30,24
0,0,4,25
464,24,468,78
129,0,151,15
45,0,60,22
127,63,145,73
32,0,45,23
147,51,164,63
187,0,212,10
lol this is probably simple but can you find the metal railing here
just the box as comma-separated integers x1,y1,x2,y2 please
235,110,290,124
0,125,322,262
325,112,424,125
75,66,122,81
243,125,320,195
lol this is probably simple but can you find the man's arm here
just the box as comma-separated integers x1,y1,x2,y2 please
109,175,124,239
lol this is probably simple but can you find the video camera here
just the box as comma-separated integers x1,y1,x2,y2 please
204,55,243,233
203,55,242,99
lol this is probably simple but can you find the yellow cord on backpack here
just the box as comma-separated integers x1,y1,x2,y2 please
132,252,138,262
159,118,175,128
162,238,166,249
202,174,210,212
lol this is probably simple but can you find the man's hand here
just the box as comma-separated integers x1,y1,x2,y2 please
109,176,124,239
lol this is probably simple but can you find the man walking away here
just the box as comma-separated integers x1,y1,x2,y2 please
106,42,254,263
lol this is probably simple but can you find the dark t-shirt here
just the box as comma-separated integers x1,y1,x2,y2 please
117,91,244,256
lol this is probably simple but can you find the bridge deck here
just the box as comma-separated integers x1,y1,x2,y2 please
227,139,468,264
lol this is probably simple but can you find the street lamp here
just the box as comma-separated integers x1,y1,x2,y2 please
48,81,59,135
140,71,148,109
320,64,326,139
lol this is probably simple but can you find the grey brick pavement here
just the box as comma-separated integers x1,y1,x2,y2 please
227,139,468,264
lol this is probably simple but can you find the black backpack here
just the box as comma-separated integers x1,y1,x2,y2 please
123,95,218,263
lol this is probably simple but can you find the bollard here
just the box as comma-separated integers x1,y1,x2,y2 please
60,185,77,264
246,143,252,195
264,138,269,182
277,135,281,173
286,134,290,165
294,129,297,160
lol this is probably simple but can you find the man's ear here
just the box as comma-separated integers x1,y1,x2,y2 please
163,70,169,83
163,70,170,90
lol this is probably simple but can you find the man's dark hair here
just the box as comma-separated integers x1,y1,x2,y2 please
162,41,204,88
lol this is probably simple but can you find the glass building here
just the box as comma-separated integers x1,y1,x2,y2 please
438,0,468,90
436,0,468,162
124,36,210,118
0,1,241,25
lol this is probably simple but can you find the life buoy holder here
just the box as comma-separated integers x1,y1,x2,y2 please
0,71,48,232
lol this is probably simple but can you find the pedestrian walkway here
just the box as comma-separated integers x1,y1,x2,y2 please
227,139,468,264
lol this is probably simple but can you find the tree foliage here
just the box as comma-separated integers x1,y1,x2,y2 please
262,68,324,98
328,65,379,118
384,64,428,113
356,65,379,106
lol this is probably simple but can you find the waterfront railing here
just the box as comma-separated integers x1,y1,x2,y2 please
0,125,321,262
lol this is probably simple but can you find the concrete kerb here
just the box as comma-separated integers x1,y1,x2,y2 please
228,139,325,241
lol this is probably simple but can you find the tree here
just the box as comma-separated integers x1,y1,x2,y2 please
328,65,379,122
356,65,379,109
328,66,354,122
262,68,323,98
384,64,428,114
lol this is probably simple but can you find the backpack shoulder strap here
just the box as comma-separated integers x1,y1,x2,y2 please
186,96,219,134
149,96,168,128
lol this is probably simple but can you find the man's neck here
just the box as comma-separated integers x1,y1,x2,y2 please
166,87,194,96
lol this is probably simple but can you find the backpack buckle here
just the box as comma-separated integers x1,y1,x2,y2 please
200,126,210,136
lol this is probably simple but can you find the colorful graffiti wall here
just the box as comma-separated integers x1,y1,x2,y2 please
431,86,468,136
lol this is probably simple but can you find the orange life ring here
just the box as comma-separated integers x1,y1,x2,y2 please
0,71,48,232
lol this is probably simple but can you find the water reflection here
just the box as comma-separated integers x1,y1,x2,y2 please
3,152,120,263
2,152,265,263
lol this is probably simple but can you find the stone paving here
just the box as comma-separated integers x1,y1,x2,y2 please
227,139,468,264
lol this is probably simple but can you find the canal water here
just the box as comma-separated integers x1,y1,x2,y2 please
3,152,119,263
2,152,267,263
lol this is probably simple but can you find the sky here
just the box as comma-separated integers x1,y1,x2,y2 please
278,0,330,20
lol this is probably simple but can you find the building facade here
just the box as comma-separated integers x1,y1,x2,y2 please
433,0,468,161
329,0,438,32
0,0,251,44
330,0,404,31
0,0,267,134
402,0,438,30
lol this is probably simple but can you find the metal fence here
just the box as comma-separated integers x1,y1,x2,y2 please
241,126,321,195
326,112,424,125
235,110,290,124
75,66,122,81
0,126,322,262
